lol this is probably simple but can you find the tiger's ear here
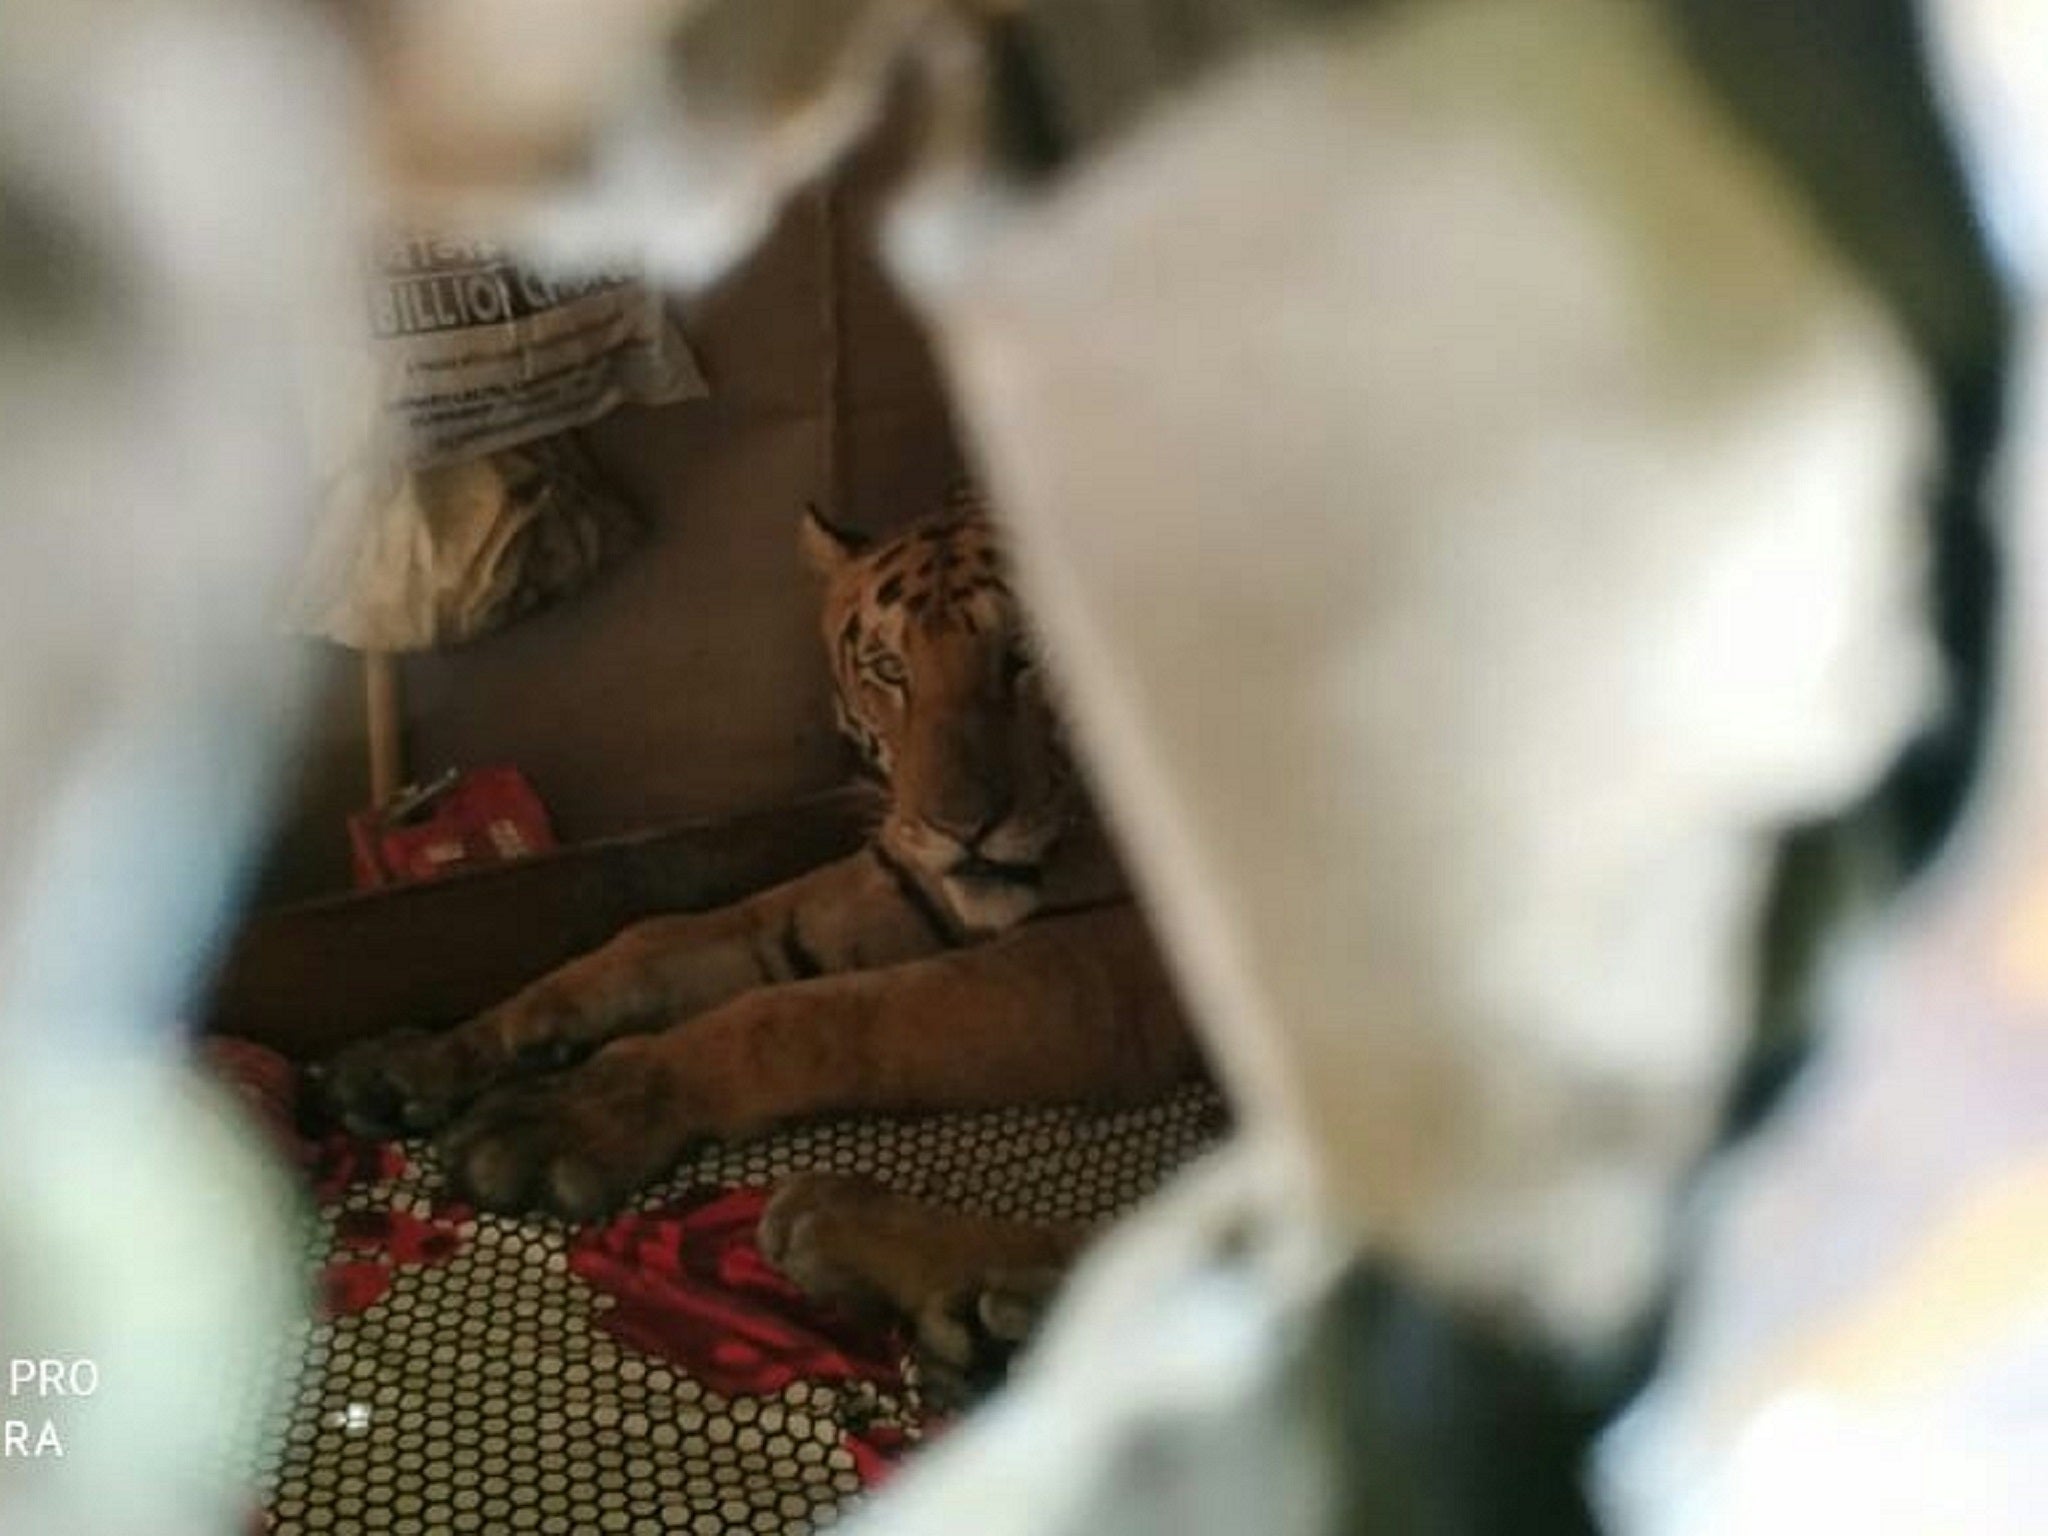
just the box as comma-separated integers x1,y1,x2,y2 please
799,505,870,575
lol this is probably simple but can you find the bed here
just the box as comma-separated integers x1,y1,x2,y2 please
213,1040,1222,1535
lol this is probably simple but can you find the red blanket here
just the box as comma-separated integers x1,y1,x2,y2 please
205,1036,1220,1533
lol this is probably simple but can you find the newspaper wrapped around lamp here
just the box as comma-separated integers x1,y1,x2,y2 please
288,236,706,651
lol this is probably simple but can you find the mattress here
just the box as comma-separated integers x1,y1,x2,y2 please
215,1042,1223,1536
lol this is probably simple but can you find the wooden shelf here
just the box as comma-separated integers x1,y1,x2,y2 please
204,788,874,1057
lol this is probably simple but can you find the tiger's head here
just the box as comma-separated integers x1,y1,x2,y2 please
801,501,1070,933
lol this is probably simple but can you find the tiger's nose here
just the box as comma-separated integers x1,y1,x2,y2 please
925,806,1009,849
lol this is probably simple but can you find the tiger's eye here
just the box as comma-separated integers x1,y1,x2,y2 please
868,653,908,688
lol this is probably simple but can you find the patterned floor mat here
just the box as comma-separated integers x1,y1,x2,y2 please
227,1054,1225,1536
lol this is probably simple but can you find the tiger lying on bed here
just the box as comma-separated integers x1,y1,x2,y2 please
320,498,1204,1375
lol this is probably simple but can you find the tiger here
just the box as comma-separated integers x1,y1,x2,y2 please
319,497,1203,1370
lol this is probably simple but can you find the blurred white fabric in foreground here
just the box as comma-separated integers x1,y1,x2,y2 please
1597,3,2048,1529
902,0,1934,1353
0,2,356,1531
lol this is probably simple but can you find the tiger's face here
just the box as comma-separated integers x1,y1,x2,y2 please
802,505,1070,932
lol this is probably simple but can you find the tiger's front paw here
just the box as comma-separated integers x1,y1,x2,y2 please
315,1028,496,1139
436,1041,693,1221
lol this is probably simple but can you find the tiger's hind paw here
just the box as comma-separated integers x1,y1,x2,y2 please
759,1172,1080,1405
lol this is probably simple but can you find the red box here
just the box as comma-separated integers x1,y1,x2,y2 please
348,765,557,890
